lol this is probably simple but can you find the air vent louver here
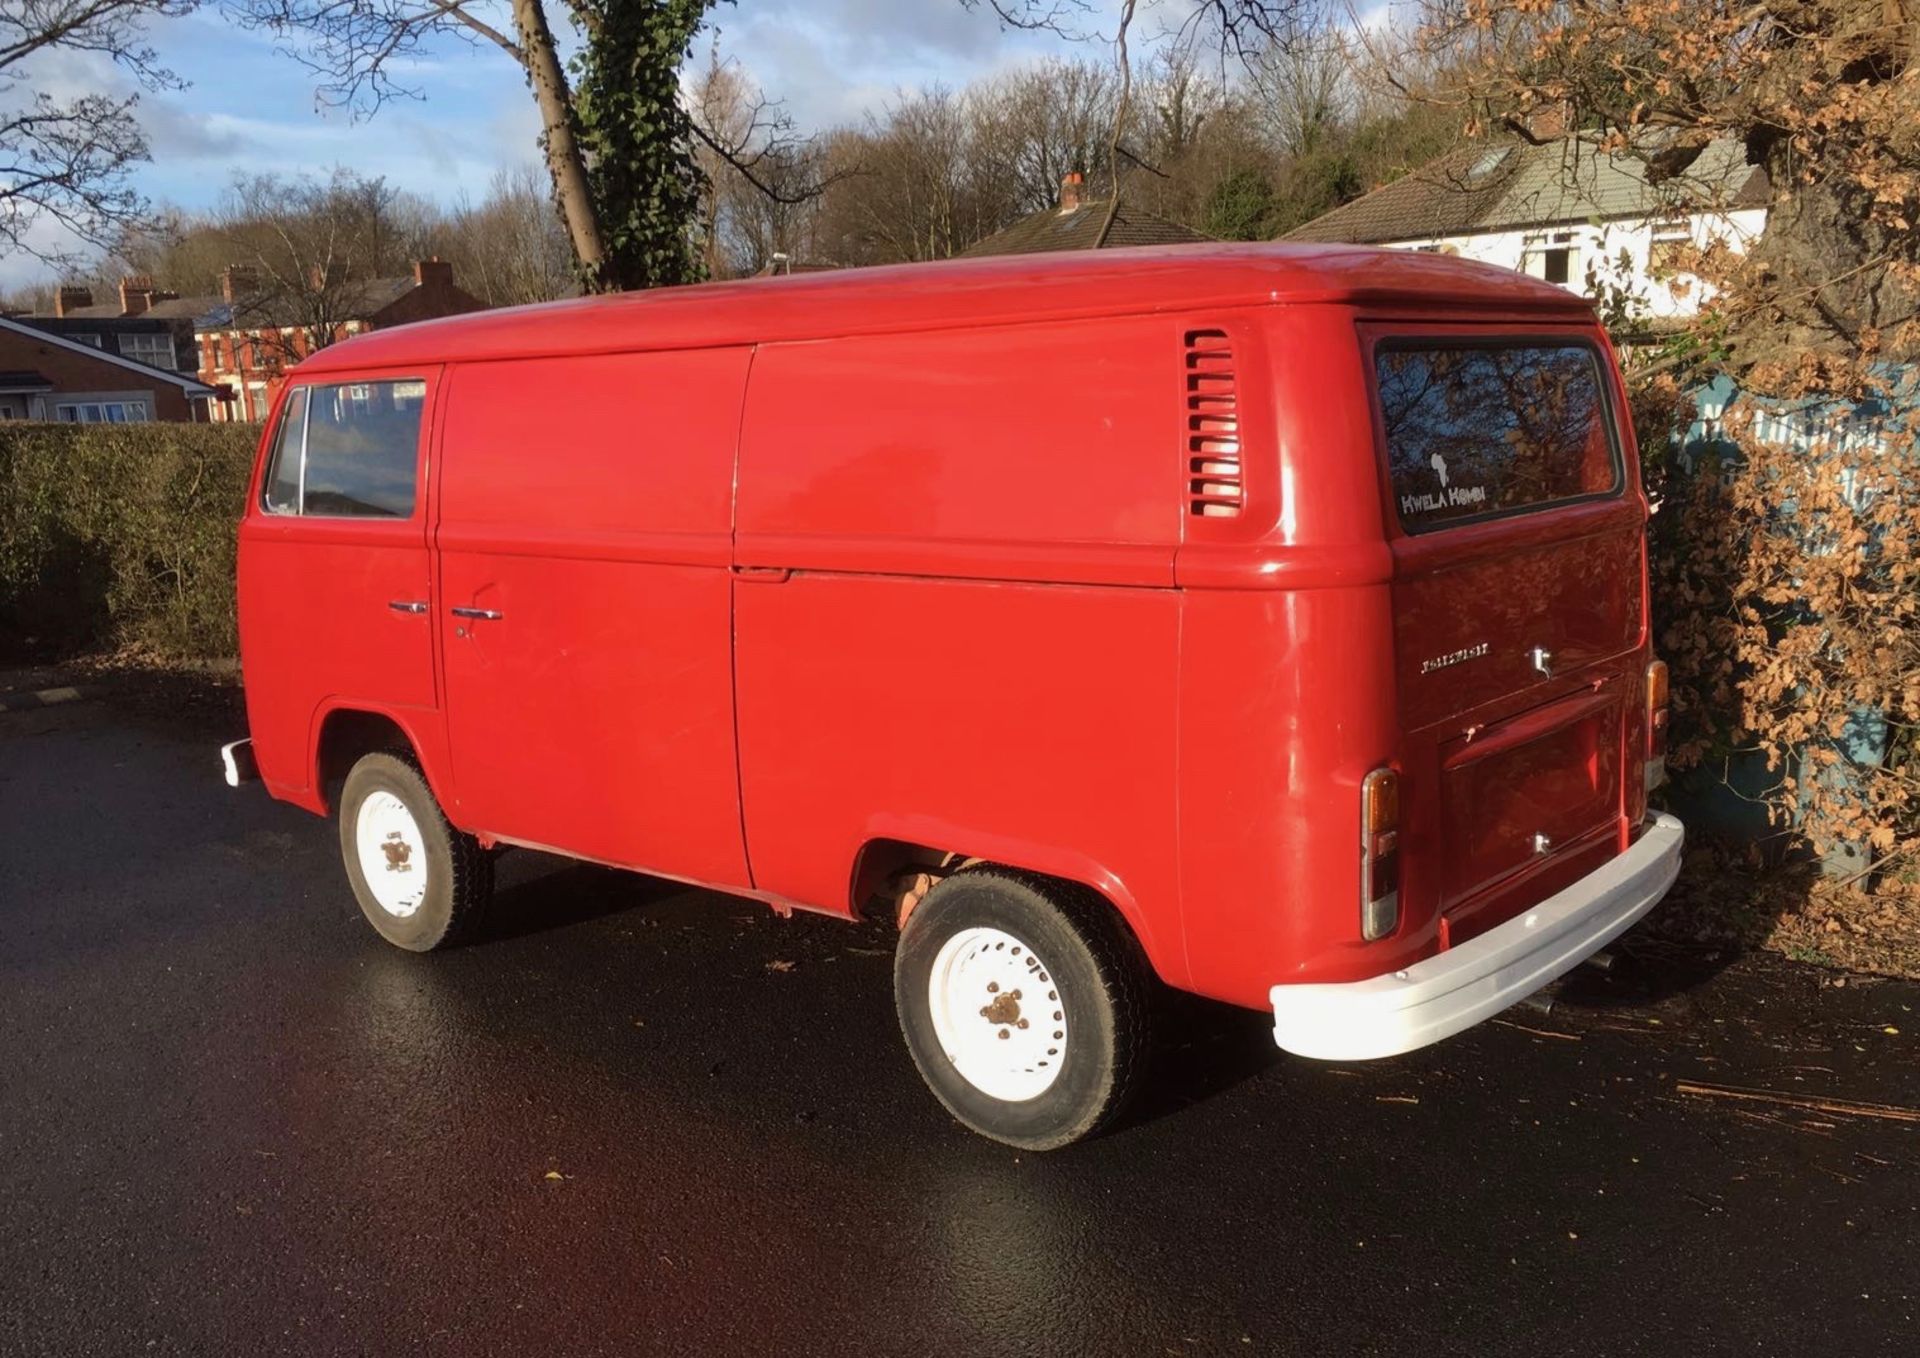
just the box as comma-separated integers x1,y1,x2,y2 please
1184,328,1242,517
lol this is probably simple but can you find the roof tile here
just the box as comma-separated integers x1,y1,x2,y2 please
960,200,1211,257
1287,137,1765,245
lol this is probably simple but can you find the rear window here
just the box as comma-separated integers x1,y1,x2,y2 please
1374,341,1621,533
260,379,427,519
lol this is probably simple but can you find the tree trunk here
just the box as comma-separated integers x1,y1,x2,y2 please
509,0,607,281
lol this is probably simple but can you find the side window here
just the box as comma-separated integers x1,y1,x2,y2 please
258,379,426,519
261,387,307,514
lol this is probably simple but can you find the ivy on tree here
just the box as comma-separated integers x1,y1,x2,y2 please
568,0,713,291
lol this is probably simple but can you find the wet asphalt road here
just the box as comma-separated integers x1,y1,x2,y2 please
2,697,1917,1357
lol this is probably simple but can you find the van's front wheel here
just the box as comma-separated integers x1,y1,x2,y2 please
338,752,492,951
894,868,1150,1150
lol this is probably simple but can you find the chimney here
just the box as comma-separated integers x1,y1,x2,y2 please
1058,172,1084,214
119,275,156,316
412,257,453,290
54,285,93,317
221,265,260,304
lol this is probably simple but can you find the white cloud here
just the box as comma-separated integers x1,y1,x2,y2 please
1,0,1146,287
0,214,92,290
713,0,1108,129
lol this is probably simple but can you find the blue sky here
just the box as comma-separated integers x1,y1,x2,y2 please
4,0,1109,289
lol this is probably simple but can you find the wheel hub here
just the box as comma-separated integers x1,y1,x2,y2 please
980,988,1026,1029
927,927,1067,1102
354,790,429,918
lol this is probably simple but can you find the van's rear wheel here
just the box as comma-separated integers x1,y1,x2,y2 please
894,868,1150,1150
338,752,492,952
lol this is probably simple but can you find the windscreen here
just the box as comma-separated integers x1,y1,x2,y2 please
1374,340,1622,533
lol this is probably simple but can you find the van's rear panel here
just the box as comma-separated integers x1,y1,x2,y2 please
1365,327,1649,944
1171,300,1655,1009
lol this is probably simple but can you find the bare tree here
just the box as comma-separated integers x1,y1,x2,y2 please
963,0,1319,233
687,41,836,276
0,1,195,267
1131,56,1272,227
213,169,414,358
230,1,607,277
1249,27,1351,158
1143,47,1223,165
970,57,1123,213
966,2,1319,63
806,89,1017,265
441,165,575,305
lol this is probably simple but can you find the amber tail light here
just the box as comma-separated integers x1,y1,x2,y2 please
1360,767,1401,941
1645,659,1670,791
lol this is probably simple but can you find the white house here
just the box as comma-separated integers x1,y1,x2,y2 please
1287,137,1768,327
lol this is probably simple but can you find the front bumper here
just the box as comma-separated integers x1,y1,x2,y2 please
221,738,259,788
1270,812,1684,1060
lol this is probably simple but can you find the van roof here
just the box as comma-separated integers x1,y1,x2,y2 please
295,242,1594,373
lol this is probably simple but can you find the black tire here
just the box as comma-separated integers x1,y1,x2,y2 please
338,751,493,952
894,867,1151,1150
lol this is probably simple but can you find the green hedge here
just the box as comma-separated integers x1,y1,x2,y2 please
0,421,259,662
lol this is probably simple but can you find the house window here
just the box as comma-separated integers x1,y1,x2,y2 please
116,332,177,369
1523,230,1579,286
246,382,270,422
55,401,150,423
77,334,103,349
1649,219,1692,276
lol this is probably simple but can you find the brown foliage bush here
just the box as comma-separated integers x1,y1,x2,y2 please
1412,0,1920,882
1642,378,1918,871
0,422,258,663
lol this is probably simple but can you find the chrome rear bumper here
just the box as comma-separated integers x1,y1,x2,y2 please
1270,812,1684,1060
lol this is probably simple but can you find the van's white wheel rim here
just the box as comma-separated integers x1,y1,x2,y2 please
927,926,1067,1102
354,791,429,918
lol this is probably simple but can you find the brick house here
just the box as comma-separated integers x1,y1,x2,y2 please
193,259,487,422
959,174,1214,258
0,314,218,422
20,276,202,375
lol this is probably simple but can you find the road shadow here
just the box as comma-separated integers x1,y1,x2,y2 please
1545,929,1746,1015
465,853,682,946
1126,986,1284,1131
1118,915,1771,1137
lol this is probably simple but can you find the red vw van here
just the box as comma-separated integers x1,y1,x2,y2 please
224,244,1683,1148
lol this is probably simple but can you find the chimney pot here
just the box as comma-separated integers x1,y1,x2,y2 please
54,285,93,318
119,274,155,316
1058,172,1084,214
412,257,454,289
221,265,260,305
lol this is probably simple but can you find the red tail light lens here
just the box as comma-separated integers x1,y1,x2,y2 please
1360,767,1401,940
1645,659,1670,790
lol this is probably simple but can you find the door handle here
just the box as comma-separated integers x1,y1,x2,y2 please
450,606,504,621
388,600,428,614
